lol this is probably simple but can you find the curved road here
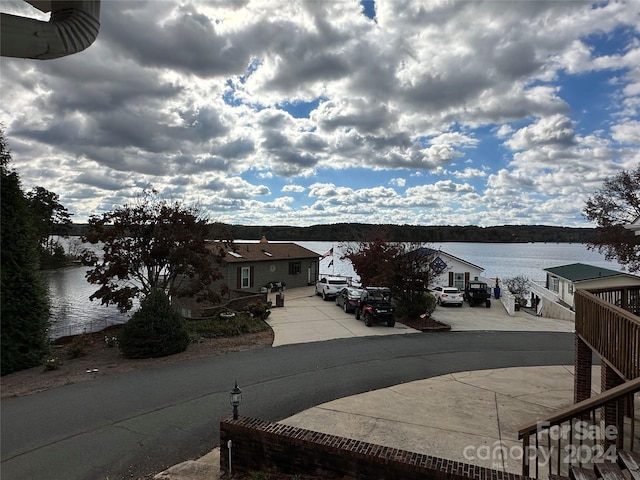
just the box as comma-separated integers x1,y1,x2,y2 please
1,331,574,480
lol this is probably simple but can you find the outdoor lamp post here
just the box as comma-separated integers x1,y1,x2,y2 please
230,381,242,420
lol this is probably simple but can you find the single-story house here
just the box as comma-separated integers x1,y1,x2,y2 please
407,247,485,290
218,237,320,293
544,263,640,309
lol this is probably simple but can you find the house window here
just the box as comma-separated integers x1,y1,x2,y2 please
289,261,302,275
241,267,250,288
568,284,574,294
551,276,559,293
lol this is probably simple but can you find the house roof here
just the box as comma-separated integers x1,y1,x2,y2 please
215,238,320,263
409,247,485,272
544,263,630,282
625,216,640,236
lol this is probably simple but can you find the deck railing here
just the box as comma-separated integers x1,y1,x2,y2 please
518,286,640,478
518,377,639,478
575,287,640,381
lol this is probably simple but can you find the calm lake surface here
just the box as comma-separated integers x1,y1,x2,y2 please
44,240,625,338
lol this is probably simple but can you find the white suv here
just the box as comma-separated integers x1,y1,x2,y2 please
432,286,464,306
315,277,349,300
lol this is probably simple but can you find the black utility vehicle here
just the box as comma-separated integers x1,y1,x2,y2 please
355,287,396,327
464,281,492,308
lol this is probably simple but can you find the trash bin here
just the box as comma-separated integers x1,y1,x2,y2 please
276,292,284,307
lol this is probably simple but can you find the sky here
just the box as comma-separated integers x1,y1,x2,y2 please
1,0,639,227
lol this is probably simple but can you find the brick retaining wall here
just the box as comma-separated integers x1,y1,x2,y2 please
220,416,529,479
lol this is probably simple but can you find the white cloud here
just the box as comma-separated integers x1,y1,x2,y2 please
0,0,638,227
282,184,306,193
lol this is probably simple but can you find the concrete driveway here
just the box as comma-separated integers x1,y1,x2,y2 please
431,302,575,333
266,286,574,347
266,286,420,347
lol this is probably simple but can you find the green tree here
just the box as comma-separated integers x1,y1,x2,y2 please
1,132,50,375
82,190,230,313
584,167,640,272
27,186,73,268
118,289,189,358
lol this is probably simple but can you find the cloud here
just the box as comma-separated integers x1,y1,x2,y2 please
0,0,638,227
282,184,306,193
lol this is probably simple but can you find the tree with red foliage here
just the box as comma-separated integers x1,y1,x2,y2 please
342,235,402,287
82,191,231,313
342,234,443,318
584,167,640,272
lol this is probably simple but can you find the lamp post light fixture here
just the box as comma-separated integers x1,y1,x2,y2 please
230,381,242,420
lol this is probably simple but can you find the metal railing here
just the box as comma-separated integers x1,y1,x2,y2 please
48,317,128,340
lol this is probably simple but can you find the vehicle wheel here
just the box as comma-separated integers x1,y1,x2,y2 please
437,298,442,306
458,303,463,307
343,303,349,313
364,313,372,327
387,317,395,327
355,309,360,320
322,291,327,301
486,300,491,308
469,302,474,307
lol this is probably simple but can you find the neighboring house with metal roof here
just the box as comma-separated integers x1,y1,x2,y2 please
219,237,320,293
544,263,640,309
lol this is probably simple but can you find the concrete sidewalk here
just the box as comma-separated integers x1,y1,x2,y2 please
154,287,580,480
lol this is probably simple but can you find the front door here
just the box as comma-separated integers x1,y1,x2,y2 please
454,273,464,290
308,260,318,285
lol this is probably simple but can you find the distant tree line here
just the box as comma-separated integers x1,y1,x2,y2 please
69,222,596,243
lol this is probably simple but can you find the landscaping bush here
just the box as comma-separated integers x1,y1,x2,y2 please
119,289,190,359
395,291,436,319
246,301,271,320
67,335,89,358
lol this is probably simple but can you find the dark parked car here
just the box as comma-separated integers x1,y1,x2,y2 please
354,287,395,327
335,287,364,313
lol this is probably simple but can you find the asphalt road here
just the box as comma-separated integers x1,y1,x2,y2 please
1,331,574,480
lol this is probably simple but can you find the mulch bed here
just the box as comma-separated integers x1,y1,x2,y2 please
400,316,452,332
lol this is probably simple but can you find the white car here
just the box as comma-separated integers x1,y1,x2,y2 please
433,286,464,306
315,277,349,300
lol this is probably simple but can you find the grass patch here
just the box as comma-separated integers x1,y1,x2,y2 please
186,312,270,339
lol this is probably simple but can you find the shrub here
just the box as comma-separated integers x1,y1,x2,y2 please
395,291,435,319
119,289,190,359
43,357,62,371
67,336,88,358
246,302,271,320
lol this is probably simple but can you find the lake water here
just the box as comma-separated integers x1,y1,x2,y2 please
44,240,625,339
